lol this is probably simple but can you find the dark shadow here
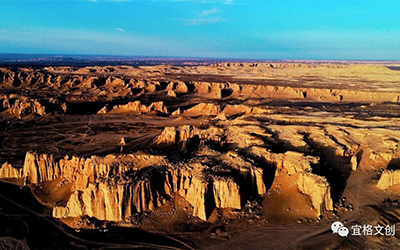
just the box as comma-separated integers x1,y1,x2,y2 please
183,135,201,155
186,82,195,92
387,158,400,170
356,150,364,167
205,181,216,219
300,132,352,203
66,101,109,115
92,76,106,87
221,88,233,98
155,81,169,91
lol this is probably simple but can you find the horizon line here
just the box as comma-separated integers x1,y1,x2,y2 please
1,52,400,63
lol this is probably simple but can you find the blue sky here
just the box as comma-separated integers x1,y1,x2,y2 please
0,0,399,60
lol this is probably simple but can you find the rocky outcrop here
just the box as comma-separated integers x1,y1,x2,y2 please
212,178,241,209
183,103,221,116
377,170,400,189
97,101,168,115
0,94,66,118
249,147,318,175
15,151,246,221
167,89,177,98
222,151,266,196
296,173,333,215
171,108,181,116
21,152,167,187
154,125,224,148
53,164,243,221
0,163,22,179
10,99,46,118
167,81,189,93
350,155,358,171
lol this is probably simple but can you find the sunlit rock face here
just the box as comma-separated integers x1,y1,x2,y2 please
377,170,400,190
296,173,333,215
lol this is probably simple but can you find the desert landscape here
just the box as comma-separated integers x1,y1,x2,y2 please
0,61,400,249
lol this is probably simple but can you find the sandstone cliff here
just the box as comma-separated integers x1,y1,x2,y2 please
249,147,318,175
0,162,22,179
296,173,333,215
53,164,244,221
212,177,241,209
11,151,246,222
377,170,400,189
0,94,66,118
98,101,168,115
183,103,221,116
153,125,224,148
20,152,167,186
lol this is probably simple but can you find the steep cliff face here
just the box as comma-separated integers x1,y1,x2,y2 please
249,147,318,175
221,151,266,196
153,125,224,148
0,163,21,179
166,81,189,93
21,152,167,186
212,178,241,209
53,164,243,222
183,103,221,116
296,173,333,215
23,152,59,184
377,170,400,189
0,94,66,118
98,101,168,115
14,151,245,222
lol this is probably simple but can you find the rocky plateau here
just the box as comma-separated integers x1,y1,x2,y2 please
1,62,400,249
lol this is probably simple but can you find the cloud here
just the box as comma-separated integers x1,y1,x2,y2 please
116,28,126,33
185,16,225,25
0,27,194,56
199,8,219,17
183,7,226,25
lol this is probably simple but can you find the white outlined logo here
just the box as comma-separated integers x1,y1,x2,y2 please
331,221,396,237
331,221,348,237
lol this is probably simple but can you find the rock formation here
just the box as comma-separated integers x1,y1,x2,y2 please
1,62,399,248
0,94,66,118
0,163,21,179
167,81,189,93
212,177,241,209
4,151,248,222
183,103,221,116
98,101,168,115
52,163,244,221
249,147,318,175
296,173,333,215
153,125,224,148
377,170,400,189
